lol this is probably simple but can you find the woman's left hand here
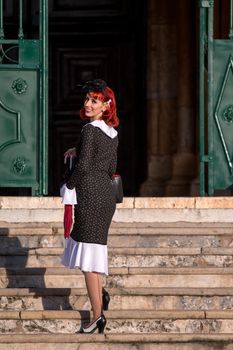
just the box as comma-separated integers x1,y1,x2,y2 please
64,147,76,158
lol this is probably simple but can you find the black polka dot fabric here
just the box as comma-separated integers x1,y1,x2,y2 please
66,124,118,245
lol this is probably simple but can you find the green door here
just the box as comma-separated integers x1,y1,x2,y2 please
0,1,48,195
199,0,233,195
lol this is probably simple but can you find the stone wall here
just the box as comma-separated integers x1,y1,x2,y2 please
141,0,198,196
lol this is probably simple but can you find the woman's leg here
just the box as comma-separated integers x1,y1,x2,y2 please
84,272,103,320
98,273,103,312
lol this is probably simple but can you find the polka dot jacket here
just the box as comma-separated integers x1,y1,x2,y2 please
66,123,118,245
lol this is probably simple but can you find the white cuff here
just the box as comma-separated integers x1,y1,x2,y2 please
60,184,77,205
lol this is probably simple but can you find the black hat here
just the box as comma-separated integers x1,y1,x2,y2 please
81,79,107,93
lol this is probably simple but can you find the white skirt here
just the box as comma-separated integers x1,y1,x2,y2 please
60,237,108,276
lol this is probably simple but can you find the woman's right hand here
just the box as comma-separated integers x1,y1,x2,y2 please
64,147,76,158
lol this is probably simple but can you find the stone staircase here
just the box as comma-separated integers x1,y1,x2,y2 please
0,197,233,349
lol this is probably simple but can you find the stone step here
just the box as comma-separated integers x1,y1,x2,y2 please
0,246,225,255
0,247,205,255
0,309,232,334
3,234,233,249
1,287,233,311
2,287,233,297
0,309,207,319
1,196,233,223
1,246,233,256
1,267,233,288
2,267,233,275
1,248,233,268
54,223,233,236
2,223,233,253
2,221,233,235
0,333,233,349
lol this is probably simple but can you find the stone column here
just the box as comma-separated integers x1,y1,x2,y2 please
165,0,197,196
140,0,177,196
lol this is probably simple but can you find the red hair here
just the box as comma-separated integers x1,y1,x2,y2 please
80,86,119,127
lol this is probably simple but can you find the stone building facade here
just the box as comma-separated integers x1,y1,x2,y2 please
0,0,229,197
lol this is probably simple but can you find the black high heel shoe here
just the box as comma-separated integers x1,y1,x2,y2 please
78,314,106,334
102,288,110,311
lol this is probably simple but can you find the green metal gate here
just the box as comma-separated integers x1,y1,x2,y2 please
200,0,233,195
0,1,48,195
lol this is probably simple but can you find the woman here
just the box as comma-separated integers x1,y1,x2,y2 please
61,79,119,334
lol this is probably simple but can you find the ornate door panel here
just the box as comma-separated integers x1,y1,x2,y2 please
0,70,38,189
213,43,233,191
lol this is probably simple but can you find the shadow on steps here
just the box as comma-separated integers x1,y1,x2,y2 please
0,226,74,311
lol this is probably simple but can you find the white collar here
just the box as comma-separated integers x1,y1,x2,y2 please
89,120,118,139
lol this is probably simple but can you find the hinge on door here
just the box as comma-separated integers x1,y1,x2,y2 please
199,1,214,8
200,155,213,162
